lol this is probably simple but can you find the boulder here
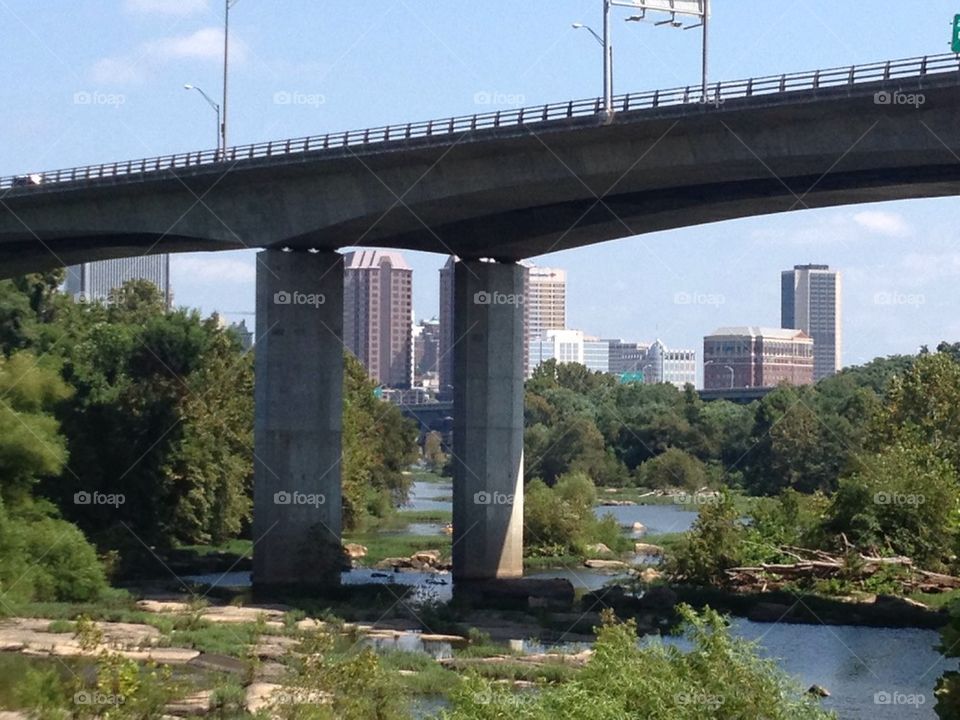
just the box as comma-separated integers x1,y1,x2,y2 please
344,543,367,559
584,559,628,571
638,568,663,583
165,690,213,717
585,543,612,555
411,549,442,566
807,684,830,697
632,522,647,534
640,586,677,610
634,543,663,556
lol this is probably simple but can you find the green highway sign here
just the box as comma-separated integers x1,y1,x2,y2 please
953,14,960,53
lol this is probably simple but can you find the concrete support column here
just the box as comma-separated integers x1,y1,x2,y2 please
253,249,344,588
452,260,525,580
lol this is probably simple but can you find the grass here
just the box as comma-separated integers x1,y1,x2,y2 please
379,650,459,696
344,532,451,565
166,621,265,657
408,469,449,484
176,539,254,557
906,587,960,610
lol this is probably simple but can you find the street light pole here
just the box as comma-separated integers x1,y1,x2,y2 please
572,18,613,115
222,0,240,157
701,0,710,102
603,0,613,115
184,84,221,157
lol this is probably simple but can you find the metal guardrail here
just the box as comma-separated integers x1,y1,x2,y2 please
2,53,958,192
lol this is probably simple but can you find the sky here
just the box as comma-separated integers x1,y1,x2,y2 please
2,0,959,371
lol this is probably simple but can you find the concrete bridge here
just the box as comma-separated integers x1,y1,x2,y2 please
2,53,959,588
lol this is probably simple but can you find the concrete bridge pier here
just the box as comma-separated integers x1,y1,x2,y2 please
452,260,525,580
252,249,345,589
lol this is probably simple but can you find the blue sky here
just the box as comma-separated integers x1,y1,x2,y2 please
2,0,959,369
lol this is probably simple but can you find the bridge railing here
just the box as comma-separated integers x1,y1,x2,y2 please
3,53,958,192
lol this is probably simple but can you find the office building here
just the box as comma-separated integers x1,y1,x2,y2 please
703,326,814,390
605,339,651,374
781,264,842,380
524,265,567,377
343,249,413,388
413,317,441,390
65,256,171,308
639,339,696,388
528,329,609,374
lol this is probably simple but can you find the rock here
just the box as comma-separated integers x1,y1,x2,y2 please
585,543,612,555
748,602,794,623
638,568,663,583
632,522,647,534
344,543,367,559
634,543,663,556
599,500,636,506
245,683,282,714
441,523,454,535
375,557,413,570
457,578,575,611
584,559,628,570
807,684,830,697
640,586,677,610
411,549,442,566
165,689,213,717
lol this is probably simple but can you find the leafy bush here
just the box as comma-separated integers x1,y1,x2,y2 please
0,501,107,603
822,442,958,567
442,606,834,720
524,472,630,556
636,447,708,491
665,493,746,585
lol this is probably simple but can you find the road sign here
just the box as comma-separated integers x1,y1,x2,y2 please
953,14,960,53
619,371,645,384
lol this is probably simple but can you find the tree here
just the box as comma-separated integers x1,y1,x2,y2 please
666,492,746,585
423,432,447,473
341,354,418,529
636,447,708,491
822,442,958,567
873,351,960,476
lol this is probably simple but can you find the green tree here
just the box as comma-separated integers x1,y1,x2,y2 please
636,447,708,491
822,442,958,567
666,492,746,585
423,432,447,473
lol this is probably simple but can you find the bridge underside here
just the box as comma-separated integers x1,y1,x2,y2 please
2,73,959,277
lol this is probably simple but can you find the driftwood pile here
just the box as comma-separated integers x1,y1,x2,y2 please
724,546,960,594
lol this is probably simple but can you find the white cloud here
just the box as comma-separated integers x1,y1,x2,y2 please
852,210,911,237
171,255,255,284
124,0,208,16
90,27,246,85
145,27,232,63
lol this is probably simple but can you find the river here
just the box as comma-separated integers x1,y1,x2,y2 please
181,482,955,719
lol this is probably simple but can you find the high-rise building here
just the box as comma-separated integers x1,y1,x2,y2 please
343,250,413,388
703,326,814,389
605,339,651,374
528,329,609,374
65,256,172,308
524,265,567,377
639,339,696,388
781,264,842,380
438,256,456,400
413,317,441,390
